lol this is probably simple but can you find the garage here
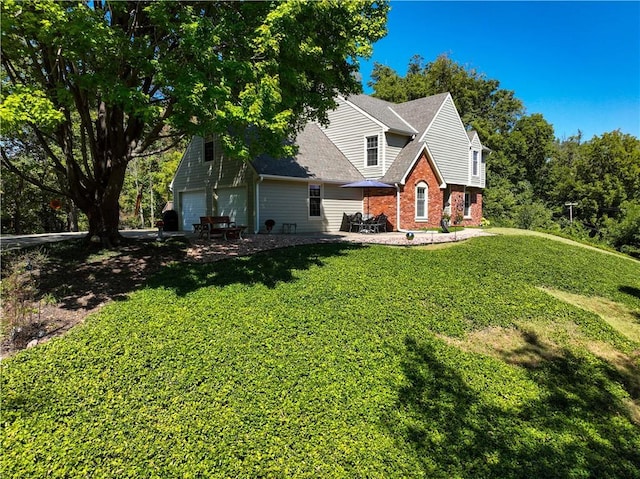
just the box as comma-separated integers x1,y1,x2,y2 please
179,190,206,231
216,187,248,226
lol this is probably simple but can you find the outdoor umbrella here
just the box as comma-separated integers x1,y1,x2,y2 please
341,179,394,217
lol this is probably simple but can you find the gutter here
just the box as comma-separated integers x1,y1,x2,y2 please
256,175,264,233
394,183,410,233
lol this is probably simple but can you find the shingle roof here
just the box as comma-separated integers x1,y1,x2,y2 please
380,93,450,184
253,92,460,185
251,123,363,182
347,94,418,134
390,92,450,136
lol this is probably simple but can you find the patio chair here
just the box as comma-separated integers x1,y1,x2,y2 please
348,212,363,232
370,213,388,233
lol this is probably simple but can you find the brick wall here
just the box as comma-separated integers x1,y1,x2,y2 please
449,185,483,227
398,152,444,230
366,152,483,230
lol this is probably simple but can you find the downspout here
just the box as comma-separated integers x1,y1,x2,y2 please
395,182,412,233
256,175,264,234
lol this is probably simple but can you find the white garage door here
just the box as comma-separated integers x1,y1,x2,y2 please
216,187,248,226
180,190,206,231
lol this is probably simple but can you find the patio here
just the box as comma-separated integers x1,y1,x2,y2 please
186,229,493,262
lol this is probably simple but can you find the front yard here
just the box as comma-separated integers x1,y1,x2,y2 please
2,235,639,478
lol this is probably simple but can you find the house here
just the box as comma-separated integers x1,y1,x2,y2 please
170,92,488,233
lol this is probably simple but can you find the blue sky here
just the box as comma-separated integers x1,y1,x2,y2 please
359,1,640,141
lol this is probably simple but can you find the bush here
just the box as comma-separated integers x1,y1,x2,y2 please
603,201,640,254
514,201,554,230
0,249,50,345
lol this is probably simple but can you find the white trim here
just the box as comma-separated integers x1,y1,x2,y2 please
364,134,380,168
308,183,323,220
463,187,472,219
415,181,428,221
387,106,418,134
257,174,359,185
471,150,480,178
339,96,389,132
420,93,450,142
420,93,467,143
400,143,447,189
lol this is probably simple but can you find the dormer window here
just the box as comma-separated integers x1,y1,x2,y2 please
366,135,378,167
472,150,479,176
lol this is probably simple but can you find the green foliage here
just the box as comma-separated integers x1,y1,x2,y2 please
548,131,640,224
2,236,639,477
1,0,389,239
603,201,640,257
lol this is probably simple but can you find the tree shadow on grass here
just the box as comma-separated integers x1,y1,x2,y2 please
146,242,365,296
35,237,190,311
388,335,640,479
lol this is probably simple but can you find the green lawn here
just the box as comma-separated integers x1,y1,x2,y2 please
2,235,640,478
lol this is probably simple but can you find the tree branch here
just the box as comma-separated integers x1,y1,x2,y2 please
1,148,66,197
132,135,185,158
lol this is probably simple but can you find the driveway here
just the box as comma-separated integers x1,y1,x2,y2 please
0,229,185,251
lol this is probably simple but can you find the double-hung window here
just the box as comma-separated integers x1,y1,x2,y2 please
415,182,428,220
309,184,321,218
366,136,378,167
472,150,479,177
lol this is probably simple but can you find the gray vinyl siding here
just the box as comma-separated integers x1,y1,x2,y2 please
258,180,361,233
385,132,408,170
423,96,471,186
323,184,362,230
322,97,385,178
173,136,251,190
172,136,252,220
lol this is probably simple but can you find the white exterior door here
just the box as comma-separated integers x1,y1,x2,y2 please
180,190,206,231
216,187,248,225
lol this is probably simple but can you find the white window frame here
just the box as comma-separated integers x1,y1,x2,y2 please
308,183,322,219
365,135,379,167
415,181,428,221
472,150,479,177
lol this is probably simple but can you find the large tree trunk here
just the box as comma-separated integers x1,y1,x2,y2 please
71,160,128,248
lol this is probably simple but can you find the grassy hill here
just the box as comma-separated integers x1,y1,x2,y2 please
2,234,639,478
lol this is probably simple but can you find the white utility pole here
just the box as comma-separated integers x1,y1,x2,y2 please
565,202,578,224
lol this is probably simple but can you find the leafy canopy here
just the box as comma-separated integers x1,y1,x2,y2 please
1,0,389,160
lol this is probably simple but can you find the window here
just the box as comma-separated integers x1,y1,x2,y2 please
309,184,321,217
464,191,471,217
415,182,428,220
204,139,214,162
366,135,378,167
472,150,479,176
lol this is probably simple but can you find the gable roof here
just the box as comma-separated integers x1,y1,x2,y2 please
391,92,450,137
380,92,451,184
346,94,418,135
251,123,363,183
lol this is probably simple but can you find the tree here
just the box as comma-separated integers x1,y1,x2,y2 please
548,130,640,227
1,0,388,245
369,54,524,136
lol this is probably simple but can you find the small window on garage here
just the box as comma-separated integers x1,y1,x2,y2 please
309,184,321,217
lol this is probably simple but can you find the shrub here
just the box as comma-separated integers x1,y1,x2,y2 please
603,201,640,255
0,249,50,345
514,201,554,230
